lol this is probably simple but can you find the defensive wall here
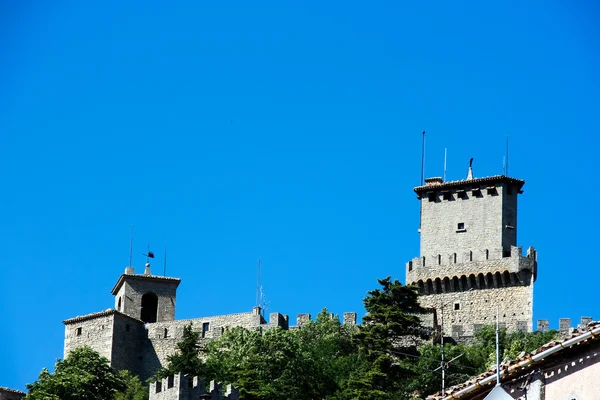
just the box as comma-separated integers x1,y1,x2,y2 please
64,306,358,382
149,373,239,400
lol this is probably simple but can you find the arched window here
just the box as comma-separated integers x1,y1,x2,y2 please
434,278,442,294
452,276,459,292
117,297,122,312
443,277,451,293
141,292,159,323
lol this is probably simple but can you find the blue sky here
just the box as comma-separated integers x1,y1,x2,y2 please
1,0,599,391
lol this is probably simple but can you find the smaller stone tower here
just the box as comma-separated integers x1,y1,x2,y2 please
112,264,181,323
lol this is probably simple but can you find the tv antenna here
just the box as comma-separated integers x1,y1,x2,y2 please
129,225,134,267
255,259,261,308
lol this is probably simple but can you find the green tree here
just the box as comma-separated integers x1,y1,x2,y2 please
26,346,126,400
115,370,148,400
342,277,426,399
205,309,360,400
154,324,204,379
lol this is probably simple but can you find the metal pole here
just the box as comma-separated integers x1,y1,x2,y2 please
441,302,445,396
421,131,426,186
496,306,501,386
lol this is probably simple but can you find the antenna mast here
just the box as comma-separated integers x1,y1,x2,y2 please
505,136,509,176
443,148,447,181
129,225,134,267
421,130,426,185
256,259,261,308
163,244,167,277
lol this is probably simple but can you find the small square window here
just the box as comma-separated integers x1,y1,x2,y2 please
76,327,82,336
454,303,460,311
457,222,464,230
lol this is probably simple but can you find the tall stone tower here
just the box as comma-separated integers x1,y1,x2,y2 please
406,165,537,341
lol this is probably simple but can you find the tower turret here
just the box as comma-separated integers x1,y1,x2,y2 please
406,169,537,341
111,265,181,323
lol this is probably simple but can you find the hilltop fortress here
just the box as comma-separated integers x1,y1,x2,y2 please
63,262,358,382
63,164,537,381
406,165,537,342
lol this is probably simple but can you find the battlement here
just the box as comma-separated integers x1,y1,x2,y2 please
537,316,596,335
406,245,537,286
290,312,357,328
149,373,238,400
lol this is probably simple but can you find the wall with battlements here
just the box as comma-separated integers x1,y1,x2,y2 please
63,302,356,382
149,373,239,400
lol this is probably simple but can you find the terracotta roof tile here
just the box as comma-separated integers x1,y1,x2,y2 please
414,175,524,194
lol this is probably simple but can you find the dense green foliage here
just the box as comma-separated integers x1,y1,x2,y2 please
25,346,139,400
205,309,360,399
153,324,204,380
342,277,426,399
114,370,148,400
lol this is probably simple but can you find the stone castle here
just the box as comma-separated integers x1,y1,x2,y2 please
62,163,537,386
406,165,537,342
63,262,358,382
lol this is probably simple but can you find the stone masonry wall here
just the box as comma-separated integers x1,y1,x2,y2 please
114,276,179,322
406,245,536,284
138,312,266,380
111,313,147,375
419,183,518,262
64,312,116,360
0,388,26,400
149,373,239,400
418,283,534,339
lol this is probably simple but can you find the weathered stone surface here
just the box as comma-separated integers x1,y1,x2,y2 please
0,387,26,400
407,175,536,339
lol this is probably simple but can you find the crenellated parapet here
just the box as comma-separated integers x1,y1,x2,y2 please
149,373,239,400
406,245,537,286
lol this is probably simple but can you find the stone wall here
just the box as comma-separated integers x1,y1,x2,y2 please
418,283,534,339
419,181,520,263
63,310,118,360
406,245,536,284
111,313,147,375
149,374,239,400
0,388,26,400
113,274,180,322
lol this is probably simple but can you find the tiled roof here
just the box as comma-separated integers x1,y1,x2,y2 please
414,175,525,194
0,386,26,395
427,321,600,399
111,273,181,294
63,309,144,325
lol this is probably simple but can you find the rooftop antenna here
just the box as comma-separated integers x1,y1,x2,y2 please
256,259,261,308
129,225,134,267
505,136,509,176
443,148,447,181
163,244,167,277
421,130,426,185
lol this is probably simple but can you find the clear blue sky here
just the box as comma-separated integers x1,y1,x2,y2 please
1,0,599,391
